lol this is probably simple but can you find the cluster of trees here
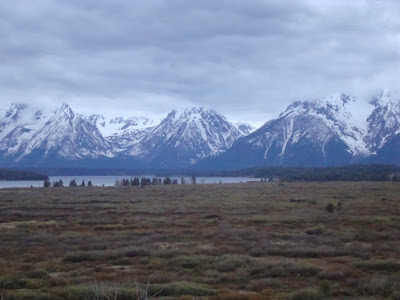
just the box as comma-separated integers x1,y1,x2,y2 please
115,176,196,187
43,179,93,187
0,168,48,181
69,179,93,187
229,165,400,182
43,176,198,188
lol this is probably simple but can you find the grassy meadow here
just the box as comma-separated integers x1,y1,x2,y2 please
0,182,399,299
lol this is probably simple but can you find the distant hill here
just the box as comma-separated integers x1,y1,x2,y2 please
0,169,48,181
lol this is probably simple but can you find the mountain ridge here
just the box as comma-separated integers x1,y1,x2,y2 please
0,89,399,168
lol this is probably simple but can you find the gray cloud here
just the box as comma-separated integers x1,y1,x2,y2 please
0,0,399,126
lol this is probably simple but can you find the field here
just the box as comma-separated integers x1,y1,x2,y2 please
0,182,399,299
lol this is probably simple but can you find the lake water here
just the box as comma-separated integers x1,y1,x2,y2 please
0,176,261,189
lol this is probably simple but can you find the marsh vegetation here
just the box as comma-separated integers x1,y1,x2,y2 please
0,182,399,299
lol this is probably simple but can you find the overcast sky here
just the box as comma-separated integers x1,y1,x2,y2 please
1,0,399,126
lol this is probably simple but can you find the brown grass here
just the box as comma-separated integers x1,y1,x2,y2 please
0,181,399,299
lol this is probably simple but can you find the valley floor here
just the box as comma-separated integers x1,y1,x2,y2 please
0,182,399,299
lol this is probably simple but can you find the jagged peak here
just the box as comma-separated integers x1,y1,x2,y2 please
0,103,30,122
168,107,225,122
54,102,75,118
281,93,359,117
374,89,400,106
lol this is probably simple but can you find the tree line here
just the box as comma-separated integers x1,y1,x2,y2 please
43,179,93,187
43,177,197,188
0,168,48,181
115,176,196,187
228,164,400,182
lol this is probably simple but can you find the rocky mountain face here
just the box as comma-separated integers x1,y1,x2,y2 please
365,90,400,164
125,107,246,168
200,91,400,169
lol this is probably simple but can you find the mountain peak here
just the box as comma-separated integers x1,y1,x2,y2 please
315,93,356,109
0,103,27,120
55,102,75,119
376,89,400,105
169,107,209,119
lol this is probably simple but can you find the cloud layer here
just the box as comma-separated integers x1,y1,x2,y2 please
1,0,399,125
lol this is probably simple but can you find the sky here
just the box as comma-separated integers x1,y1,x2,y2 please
1,0,399,127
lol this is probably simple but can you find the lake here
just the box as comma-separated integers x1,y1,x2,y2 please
0,176,261,189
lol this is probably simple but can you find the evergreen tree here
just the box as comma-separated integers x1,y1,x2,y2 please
43,180,51,188
58,179,64,187
163,177,171,185
81,180,86,187
69,179,77,187
134,177,140,186
88,180,93,187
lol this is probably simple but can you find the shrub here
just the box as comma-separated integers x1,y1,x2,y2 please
358,276,398,298
319,280,332,297
64,285,94,300
3,290,52,300
149,282,216,297
289,289,320,300
113,246,150,258
250,262,320,278
26,268,48,279
63,251,105,263
214,255,250,273
211,291,265,300
326,202,335,213
355,260,400,273
169,255,203,269
0,275,26,289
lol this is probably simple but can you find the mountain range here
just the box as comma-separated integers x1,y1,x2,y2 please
0,89,399,169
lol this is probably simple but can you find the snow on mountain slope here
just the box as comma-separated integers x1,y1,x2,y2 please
0,103,114,165
279,93,370,156
0,104,50,156
84,114,156,137
83,114,158,152
128,107,245,167
235,122,256,135
200,93,373,169
365,89,400,152
19,103,114,161
1,90,399,168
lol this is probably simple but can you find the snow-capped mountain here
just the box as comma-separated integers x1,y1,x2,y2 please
126,107,247,167
0,103,251,168
365,89,400,152
0,103,114,166
200,93,387,169
365,90,400,164
0,90,399,169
